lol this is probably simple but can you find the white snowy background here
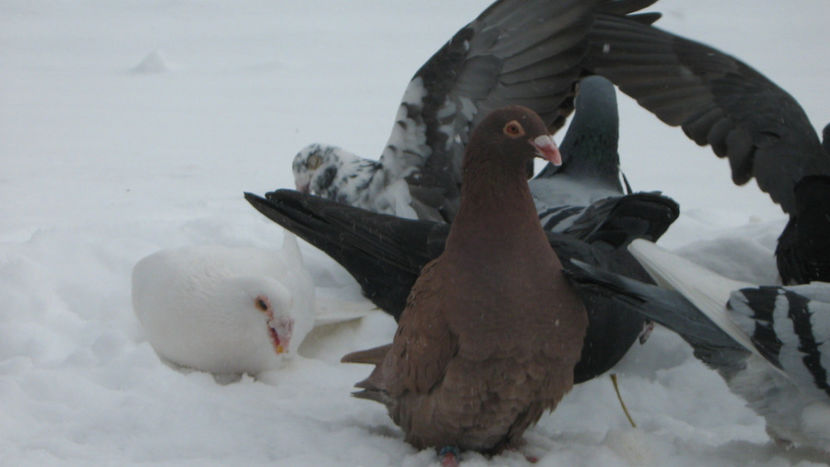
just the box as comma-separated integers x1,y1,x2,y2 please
2,0,829,465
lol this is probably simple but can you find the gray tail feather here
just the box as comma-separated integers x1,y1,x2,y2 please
342,344,396,407
351,388,394,406
341,344,392,365
563,259,750,374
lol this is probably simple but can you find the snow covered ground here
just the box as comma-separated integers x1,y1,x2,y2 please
1,1,829,465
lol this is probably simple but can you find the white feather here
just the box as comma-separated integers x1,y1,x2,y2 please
313,296,375,326
627,239,760,356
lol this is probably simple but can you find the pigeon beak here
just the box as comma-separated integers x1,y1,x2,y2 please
269,328,289,355
530,135,562,166
295,182,310,193
257,294,292,356
267,316,293,355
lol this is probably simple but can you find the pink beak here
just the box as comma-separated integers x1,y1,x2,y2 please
530,135,562,166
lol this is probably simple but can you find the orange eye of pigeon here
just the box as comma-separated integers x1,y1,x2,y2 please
255,297,269,312
503,120,525,138
306,153,322,170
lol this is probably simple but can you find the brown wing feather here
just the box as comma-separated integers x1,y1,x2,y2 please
341,344,392,365
385,260,459,397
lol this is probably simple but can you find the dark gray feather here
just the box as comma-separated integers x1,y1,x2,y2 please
585,13,830,213
564,259,750,377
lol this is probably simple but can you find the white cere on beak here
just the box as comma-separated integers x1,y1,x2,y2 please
531,134,562,166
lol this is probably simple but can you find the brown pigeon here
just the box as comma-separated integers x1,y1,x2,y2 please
342,106,588,457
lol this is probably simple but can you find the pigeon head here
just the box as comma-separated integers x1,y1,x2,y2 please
183,275,296,373
292,143,331,193
232,276,296,357
252,293,293,355
465,105,561,173
292,144,350,194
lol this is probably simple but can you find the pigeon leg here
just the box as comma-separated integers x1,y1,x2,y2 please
438,446,460,467
610,373,637,428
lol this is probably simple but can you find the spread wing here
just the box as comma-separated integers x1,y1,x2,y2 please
379,0,602,221
587,12,830,213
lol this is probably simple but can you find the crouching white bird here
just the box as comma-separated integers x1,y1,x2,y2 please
564,238,830,453
132,233,368,378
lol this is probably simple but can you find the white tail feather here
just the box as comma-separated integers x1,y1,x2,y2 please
627,239,760,355
281,231,303,266
313,296,376,326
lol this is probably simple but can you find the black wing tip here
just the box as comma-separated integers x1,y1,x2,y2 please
628,12,662,25
244,191,273,214
264,188,305,200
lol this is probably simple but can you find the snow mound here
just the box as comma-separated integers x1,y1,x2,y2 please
131,50,171,74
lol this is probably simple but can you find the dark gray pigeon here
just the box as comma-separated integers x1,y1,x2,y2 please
340,106,587,457
496,73,664,241
531,75,633,233
565,239,830,452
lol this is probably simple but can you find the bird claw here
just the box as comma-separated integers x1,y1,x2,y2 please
438,446,460,467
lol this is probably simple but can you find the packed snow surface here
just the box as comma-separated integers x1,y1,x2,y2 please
1,1,829,465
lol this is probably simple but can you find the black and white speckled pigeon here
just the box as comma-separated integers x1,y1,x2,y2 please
565,239,830,452
291,0,660,223
244,188,678,384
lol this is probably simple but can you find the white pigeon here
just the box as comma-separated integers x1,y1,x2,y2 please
565,239,830,452
131,233,369,377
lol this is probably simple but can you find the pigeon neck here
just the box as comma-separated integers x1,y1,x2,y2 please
448,160,541,249
556,76,622,191
558,132,622,190
564,151,621,186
